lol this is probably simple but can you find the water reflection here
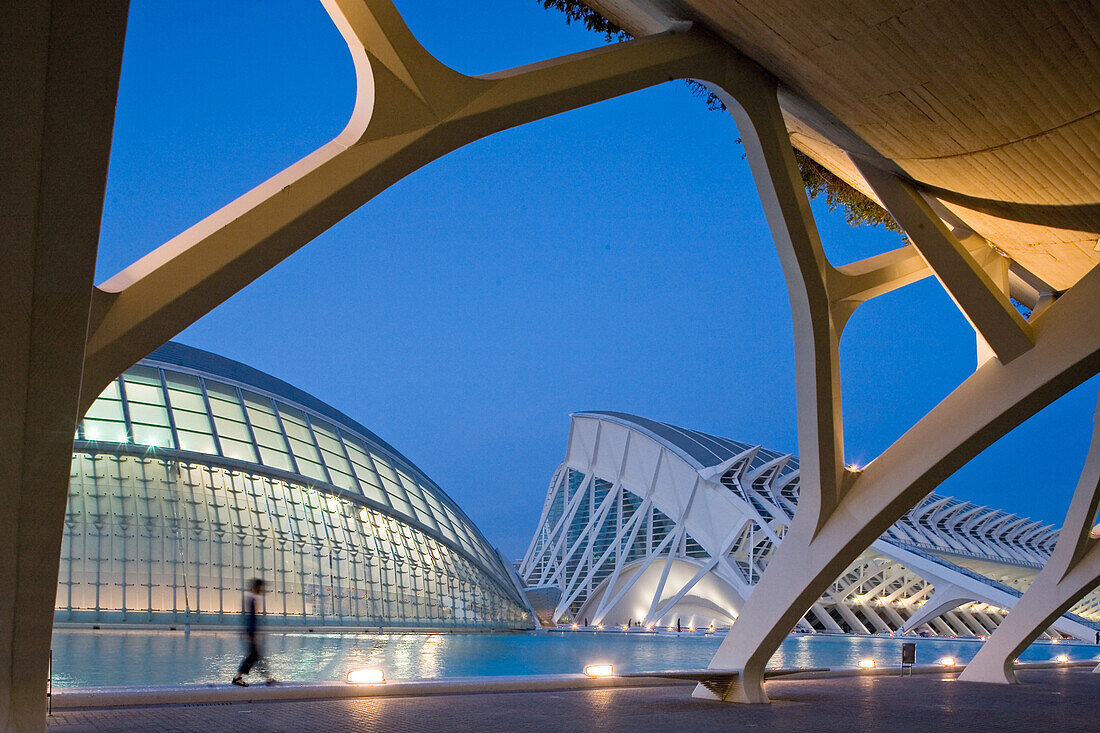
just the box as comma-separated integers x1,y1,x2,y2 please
49,629,1100,688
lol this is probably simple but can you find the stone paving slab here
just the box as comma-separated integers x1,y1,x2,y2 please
46,667,1098,732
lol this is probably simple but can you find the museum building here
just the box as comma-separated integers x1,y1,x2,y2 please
58,342,533,630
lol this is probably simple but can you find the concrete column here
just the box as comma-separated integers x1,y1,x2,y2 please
0,3,128,731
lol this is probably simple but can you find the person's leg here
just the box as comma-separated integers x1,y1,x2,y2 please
234,638,259,683
254,640,276,683
241,646,258,675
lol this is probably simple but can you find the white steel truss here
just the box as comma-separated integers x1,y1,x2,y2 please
520,412,1100,639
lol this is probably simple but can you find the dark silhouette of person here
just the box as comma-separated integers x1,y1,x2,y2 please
232,578,276,686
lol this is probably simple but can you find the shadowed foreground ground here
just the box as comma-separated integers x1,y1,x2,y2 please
48,667,1097,732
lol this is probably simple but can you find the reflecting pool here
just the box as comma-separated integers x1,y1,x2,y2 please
50,629,1099,688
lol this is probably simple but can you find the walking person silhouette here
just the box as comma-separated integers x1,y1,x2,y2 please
232,578,276,686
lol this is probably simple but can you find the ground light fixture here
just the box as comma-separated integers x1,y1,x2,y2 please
346,669,386,684
939,657,956,666
1056,654,1070,663
584,664,615,678
857,659,877,669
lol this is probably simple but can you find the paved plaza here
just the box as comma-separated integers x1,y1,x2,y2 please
47,668,1098,732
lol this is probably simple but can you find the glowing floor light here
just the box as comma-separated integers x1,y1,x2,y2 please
584,664,615,678
1056,654,1070,663
939,657,956,667
857,659,877,669
346,669,385,684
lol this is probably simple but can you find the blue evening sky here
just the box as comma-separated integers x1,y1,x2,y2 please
98,0,1097,558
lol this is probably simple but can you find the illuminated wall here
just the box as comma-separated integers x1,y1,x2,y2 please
57,343,531,629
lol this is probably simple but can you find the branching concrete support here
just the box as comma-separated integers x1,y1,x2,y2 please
688,78,1100,699
1,2,796,726
80,0,742,406
680,58,864,704
0,4,129,732
959,386,1100,684
4,0,1097,723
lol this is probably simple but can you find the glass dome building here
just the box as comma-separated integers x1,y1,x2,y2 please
58,342,532,630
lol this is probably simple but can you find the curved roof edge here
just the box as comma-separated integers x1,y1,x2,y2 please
145,342,417,481
573,410,792,470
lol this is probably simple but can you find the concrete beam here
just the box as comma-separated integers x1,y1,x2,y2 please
701,66,849,539
686,65,854,704
851,158,1034,364
81,0,741,404
825,237,989,332
693,259,1100,703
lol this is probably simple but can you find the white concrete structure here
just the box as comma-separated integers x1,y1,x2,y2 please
521,412,1100,640
960,385,1100,683
6,0,1100,725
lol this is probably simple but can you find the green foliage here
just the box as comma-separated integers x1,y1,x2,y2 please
539,1,630,41
794,150,905,233
540,1,904,235
685,80,727,112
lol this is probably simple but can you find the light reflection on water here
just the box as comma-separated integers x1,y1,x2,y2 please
49,629,1099,688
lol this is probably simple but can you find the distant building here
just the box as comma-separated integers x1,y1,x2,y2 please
520,411,1099,638
59,342,532,630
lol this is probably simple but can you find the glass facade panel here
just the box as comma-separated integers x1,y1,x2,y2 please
204,382,258,463
82,380,128,443
311,420,357,493
241,391,294,472
122,367,174,448
396,469,438,530
164,372,217,454
275,405,328,483
370,453,416,519
341,438,388,506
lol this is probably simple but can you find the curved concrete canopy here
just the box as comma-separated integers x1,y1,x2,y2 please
577,557,744,629
587,0,1100,291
